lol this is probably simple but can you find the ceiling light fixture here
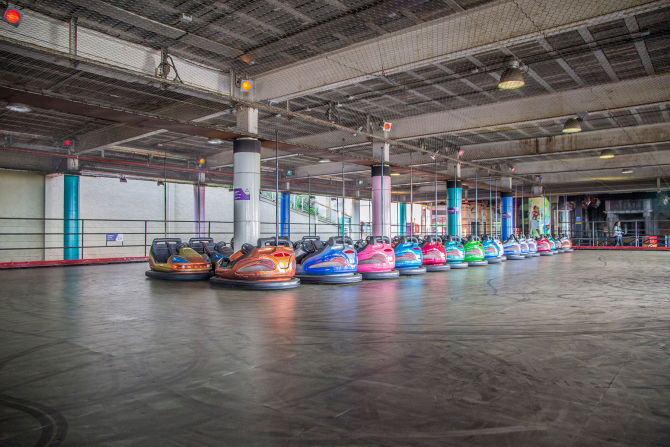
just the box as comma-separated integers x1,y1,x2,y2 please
318,159,331,163
391,173,400,176
498,58,526,90
207,138,224,145
5,103,31,113
621,168,634,174
599,149,615,159
562,117,583,134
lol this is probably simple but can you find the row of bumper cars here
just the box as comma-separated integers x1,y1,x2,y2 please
482,236,503,263
503,236,526,260
355,236,399,279
210,237,300,289
443,236,468,268
421,236,450,272
293,236,362,284
392,236,427,275
463,236,488,266
146,238,213,280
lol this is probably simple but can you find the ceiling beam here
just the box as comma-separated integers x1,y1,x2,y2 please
254,0,666,101
285,75,670,148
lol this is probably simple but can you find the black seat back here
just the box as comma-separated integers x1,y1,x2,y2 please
258,237,292,248
328,236,354,246
189,237,215,255
150,238,182,263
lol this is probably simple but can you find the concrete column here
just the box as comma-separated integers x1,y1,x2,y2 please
237,106,259,135
371,165,391,237
643,199,653,236
63,174,80,260
447,180,463,237
399,203,407,236
351,199,361,240
501,192,513,239
280,193,290,238
233,138,261,249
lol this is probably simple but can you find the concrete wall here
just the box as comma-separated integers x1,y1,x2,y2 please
0,170,45,262
0,170,342,261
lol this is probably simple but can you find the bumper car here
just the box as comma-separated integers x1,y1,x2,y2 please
463,236,488,266
537,236,553,255
495,237,506,261
146,238,213,280
443,235,468,269
189,237,234,268
210,237,300,289
559,235,574,252
503,235,525,260
392,236,426,275
421,235,450,272
525,235,540,257
293,236,362,284
519,237,531,258
355,236,399,280
547,235,559,253
482,236,502,264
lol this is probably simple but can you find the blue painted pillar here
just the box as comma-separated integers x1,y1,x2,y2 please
501,192,513,239
399,203,407,236
280,193,290,238
64,175,80,260
447,180,462,237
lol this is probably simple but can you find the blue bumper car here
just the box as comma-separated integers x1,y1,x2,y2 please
293,236,362,284
392,236,426,275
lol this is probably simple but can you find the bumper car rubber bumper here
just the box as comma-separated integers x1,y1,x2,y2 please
210,277,300,290
145,270,213,281
425,264,451,272
397,267,427,275
447,262,469,269
294,273,362,284
467,260,488,267
486,257,503,264
506,255,526,260
361,270,400,280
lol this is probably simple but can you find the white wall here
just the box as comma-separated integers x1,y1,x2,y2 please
0,170,45,262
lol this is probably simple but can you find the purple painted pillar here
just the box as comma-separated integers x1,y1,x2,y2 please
371,165,391,237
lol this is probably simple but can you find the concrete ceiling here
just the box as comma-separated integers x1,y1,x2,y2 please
0,0,669,199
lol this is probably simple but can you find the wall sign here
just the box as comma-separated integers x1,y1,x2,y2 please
234,188,250,201
106,234,123,242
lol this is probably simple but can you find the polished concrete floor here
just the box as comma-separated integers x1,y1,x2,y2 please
0,251,669,446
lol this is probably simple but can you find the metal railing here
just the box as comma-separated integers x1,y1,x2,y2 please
570,220,670,247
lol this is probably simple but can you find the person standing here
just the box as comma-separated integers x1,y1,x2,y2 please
614,222,623,246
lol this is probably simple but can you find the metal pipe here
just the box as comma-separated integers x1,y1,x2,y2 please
275,130,279,244
521,183,526,235
514,182,517,236
308,175,311,236
495,179,498,237
489,175,492,236
342,139,345,237
475,170,478,236
163,155,167,237
434,158,438,236
410,152,413,238
381,146,384,237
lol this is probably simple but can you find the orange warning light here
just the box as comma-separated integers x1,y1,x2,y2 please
240,80,253,92
383,122,392,132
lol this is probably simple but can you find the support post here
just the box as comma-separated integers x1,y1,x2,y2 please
280,193,291,238
501,192,513,239
64,174,80,260
447,181,462,237
233,138,261,249
371,165,391,237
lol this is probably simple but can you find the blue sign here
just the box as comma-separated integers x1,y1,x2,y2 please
447,207,458,214
576,216,581,222
234,188,250,201
106,233,123,242
501,213,511,218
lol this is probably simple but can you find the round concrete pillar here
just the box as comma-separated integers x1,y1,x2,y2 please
233,138,261,249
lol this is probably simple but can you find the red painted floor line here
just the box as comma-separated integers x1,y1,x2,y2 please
0,257,148,269
573,246,670,251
